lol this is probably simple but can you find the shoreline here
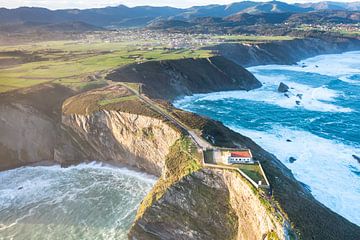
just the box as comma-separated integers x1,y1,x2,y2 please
173,50,360,226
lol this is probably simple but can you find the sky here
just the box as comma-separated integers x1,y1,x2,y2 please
1,0,359,10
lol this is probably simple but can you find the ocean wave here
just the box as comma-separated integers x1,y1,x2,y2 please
175,83,352,113
249,51,360,86
231,125,360,226
0,163,155,239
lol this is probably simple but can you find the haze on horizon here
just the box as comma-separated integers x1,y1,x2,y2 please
2,0,360,10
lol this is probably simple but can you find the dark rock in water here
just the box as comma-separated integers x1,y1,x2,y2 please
278,82,289,93
296,100,301,105
296,94,303,99
289,157,297,163
284,93,290,98
286,139,292,142
353,155,360,164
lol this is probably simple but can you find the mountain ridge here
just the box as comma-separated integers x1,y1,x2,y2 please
1,1,359,28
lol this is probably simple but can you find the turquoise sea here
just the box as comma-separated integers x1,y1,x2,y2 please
175,51,360,226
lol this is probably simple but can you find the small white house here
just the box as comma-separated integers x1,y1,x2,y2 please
228,150,254,164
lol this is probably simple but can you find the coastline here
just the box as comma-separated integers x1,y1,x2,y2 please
1,38,360,240
173,50,360,226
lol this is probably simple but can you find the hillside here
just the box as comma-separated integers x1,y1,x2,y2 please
149,10,360,35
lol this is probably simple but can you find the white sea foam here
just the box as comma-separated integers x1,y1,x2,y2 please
176,51,360,227
230,125,360,226
176,82,352,113
249,51,360,85
0,162,156,239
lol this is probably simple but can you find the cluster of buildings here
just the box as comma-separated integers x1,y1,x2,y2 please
80,29,222,50
299,23,360,35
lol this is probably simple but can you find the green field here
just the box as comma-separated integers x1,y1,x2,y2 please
0,40,212,93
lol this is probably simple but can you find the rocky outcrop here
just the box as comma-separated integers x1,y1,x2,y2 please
205,37,360,67
130,169,288,240
278,82,289,93
106,56,262,101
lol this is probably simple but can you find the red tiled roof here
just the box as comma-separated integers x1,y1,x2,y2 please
231,151,251,158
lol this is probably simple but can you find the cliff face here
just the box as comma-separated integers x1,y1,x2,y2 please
0,103,56,170
106,56,262,101
130,169,287,240
205,37,360,67
60,110,180,176
0,84,74,171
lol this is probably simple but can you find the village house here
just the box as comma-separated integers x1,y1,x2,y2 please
209,148,255,165
228,150,254,164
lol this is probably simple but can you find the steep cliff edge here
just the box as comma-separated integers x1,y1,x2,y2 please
61,110,180,176
0,84,74,170
106,56,262,101
205,37,360,67
130,168,287,240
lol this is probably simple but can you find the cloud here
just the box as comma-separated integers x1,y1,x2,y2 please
1,0,359,10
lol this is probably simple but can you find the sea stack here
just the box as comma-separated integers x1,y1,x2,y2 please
278,82,289,93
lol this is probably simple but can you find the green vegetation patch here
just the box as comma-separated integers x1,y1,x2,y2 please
135,136,202,221
235,163,266,184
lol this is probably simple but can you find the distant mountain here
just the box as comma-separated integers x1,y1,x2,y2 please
148,10,360,36
0,1,359,30
296,1,360,11
226,12,292,25
0,5,183,28
287,10,360,24
236,1,310,14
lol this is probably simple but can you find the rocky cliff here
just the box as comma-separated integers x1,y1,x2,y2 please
205,37,360,67
106,56,262,101
60,110,180,176
0,84,74,170
130,168,288,240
